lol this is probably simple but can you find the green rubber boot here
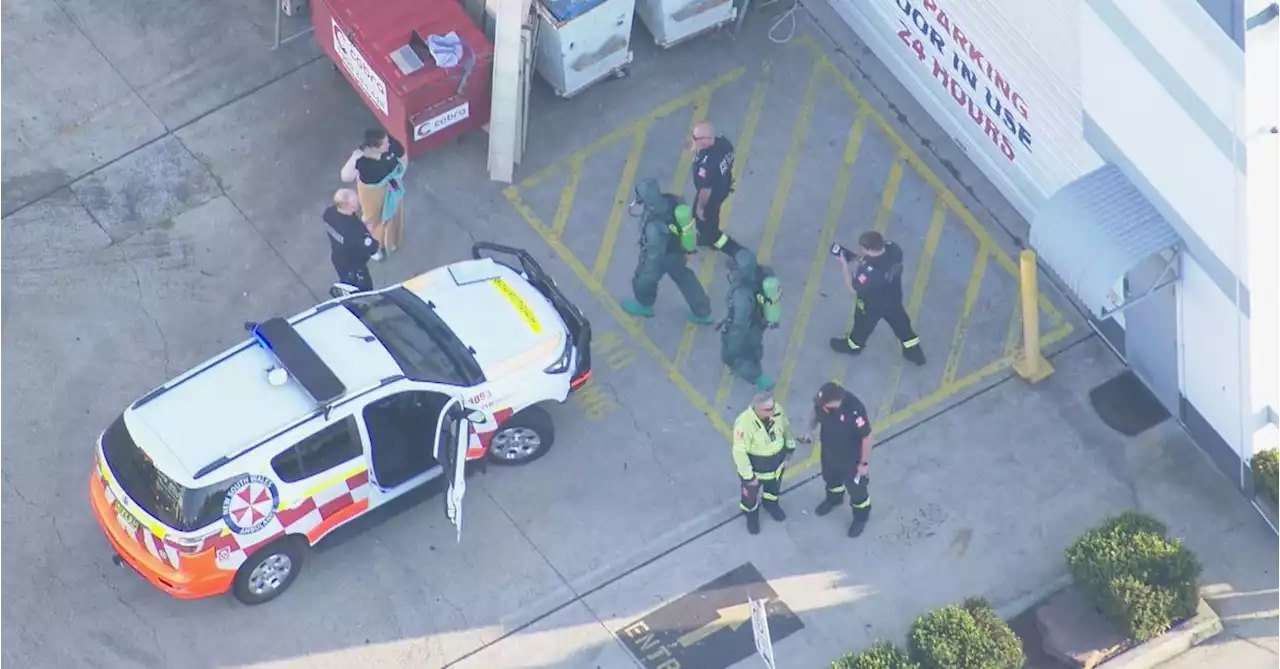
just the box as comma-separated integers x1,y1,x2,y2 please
686,311,714,325
621,299,655,317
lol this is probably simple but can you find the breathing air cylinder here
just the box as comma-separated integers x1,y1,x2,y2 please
672,204,697,252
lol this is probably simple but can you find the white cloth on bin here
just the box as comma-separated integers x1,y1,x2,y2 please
427,32,464,68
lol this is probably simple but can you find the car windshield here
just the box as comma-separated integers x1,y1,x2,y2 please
343,290,482,385
100,415,239,532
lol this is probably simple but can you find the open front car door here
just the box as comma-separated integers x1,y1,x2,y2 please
435,399,482,542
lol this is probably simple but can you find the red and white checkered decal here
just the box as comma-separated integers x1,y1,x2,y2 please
208,469,371,571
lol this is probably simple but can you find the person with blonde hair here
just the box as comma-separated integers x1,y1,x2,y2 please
340,128,407,260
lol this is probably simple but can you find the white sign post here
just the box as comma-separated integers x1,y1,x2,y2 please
749,597,776,669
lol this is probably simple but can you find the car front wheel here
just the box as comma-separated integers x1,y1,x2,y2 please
487,406,555,465
232,536,305,605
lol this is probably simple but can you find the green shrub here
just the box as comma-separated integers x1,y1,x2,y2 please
832,640,920,669
1251,449,1278,506
1065,511,1201,641
907,598,1025,669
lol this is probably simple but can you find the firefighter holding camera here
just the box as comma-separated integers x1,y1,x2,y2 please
828,231,926,366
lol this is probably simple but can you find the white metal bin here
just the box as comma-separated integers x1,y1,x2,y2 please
634,0,736,49
534,0,635,98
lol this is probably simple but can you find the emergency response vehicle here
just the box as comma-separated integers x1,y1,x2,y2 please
89,244,592,605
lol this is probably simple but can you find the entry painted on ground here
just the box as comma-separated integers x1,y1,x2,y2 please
616,563,803,669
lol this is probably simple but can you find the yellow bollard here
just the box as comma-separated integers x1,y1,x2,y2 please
1012,248,1054,383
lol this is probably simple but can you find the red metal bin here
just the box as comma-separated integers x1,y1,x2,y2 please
313,0,495,157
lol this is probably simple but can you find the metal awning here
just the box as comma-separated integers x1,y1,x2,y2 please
1031,164,1182,319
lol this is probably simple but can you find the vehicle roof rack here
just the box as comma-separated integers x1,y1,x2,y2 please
251,316,346,405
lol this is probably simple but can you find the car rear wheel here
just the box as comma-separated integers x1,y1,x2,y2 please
487,406,555,465
232,536,305,605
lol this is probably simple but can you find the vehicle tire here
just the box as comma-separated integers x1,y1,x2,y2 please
486,405,555,466
232,536,306,605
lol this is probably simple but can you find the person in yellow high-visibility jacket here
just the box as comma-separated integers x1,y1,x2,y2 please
732,391,796,535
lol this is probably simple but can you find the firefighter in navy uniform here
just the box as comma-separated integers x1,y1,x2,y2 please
324,188,379,292
799,382,874,538
732,391,796,535
688,122,745,257
829,231,927,366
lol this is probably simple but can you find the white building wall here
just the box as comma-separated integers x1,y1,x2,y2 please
1244,0,1279,456
826,0,1266,468
1178,255,1248,452
1080,0,1253,463
823,0,1102,219
1081,0,1247,281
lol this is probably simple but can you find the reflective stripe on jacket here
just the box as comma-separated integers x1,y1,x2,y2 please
731,405,795,480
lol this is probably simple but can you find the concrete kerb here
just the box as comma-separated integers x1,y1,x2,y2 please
1104,598,1225,669
991,575,1225,669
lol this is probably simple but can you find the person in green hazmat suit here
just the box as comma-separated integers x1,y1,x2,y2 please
719,247,775,391
620,178,715,324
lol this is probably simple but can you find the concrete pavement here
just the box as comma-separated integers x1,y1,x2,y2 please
2,1,1275,668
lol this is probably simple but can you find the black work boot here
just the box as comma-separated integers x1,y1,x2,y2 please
746,512,761,535
829,337,863,355
902,344,927,366
815,494,842,517
848,517,868,538
764,502,786,522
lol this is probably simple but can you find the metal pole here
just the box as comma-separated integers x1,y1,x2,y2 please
1013,249,1054,383
273,0,282,50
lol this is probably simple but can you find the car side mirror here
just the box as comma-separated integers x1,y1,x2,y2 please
464,409,486,423
329,283,359,299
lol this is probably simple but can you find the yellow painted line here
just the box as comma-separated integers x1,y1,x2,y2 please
789,320,1075,477
776,112,867,401
802,40,1067,330
832,153,904,385
673,63,771,370
872,198,946,421
551,155,584,238
669,91,712,193
510,67,744,191
504,191,734,438
594,123,651,280
881,320,1075,429
713,58,823,410
758,60,821,261
1003,294,1022,357
941,242,990,386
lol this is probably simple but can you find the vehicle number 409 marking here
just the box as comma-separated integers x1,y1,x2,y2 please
571,331,634,420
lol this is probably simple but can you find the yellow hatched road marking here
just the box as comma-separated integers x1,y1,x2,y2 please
518,68,745,192
776,112,867,402
504,193,734,437
872,198,946,422
834,152,904,386
789,320,1075,477
503,42,1080,470
713,58,824,410
594,124,651,280
1003,299,1023,357
941,243,990,385
798,35,1069,333
673,63,772,371
551,155,584,238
